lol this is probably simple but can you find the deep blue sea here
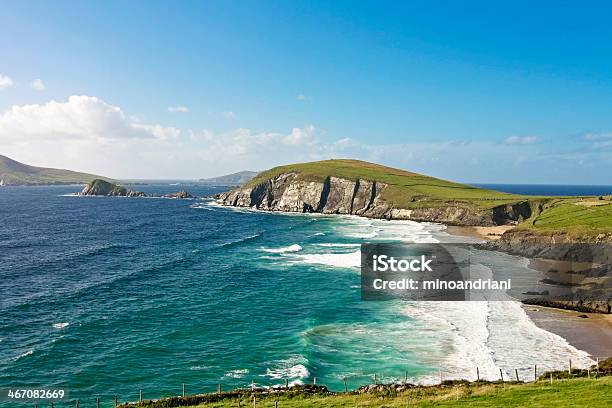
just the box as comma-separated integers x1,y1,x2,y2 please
0,185,596,407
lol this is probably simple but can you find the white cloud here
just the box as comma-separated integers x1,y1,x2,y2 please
168,106,189,113
583,132,612,141
583,133,612,149
0,74,14,90
504,135,539,145
2,94,608,183
222,111,236,119
0,95,179,143
30,78,46,91
296,94,306,100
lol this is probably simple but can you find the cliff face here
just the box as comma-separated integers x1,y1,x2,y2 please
485,229,612,262
216,173,531,226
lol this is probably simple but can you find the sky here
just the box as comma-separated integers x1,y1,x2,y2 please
1,0,612,184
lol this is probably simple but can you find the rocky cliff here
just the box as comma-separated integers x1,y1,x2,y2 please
216,172,532,226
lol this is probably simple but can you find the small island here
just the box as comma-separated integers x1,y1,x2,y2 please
79,179,194,199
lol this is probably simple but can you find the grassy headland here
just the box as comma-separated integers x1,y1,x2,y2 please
0,154,113,186
242,159,612,239
247,159,529,210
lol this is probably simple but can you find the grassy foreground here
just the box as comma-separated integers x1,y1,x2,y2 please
126,377,612,408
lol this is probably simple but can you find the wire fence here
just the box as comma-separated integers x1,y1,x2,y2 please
13,356,610,408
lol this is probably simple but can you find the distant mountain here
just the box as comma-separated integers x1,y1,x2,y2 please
199,170,258,185
0,155,114,186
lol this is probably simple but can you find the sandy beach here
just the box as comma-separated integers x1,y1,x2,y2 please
524,305,612,358
445,224,612,361
446,225,514,241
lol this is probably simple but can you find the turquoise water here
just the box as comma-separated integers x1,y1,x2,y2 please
0,185,594,407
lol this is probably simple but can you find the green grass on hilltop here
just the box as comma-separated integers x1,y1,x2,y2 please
247,159,527,210
521,198,612,236
131,377,612,408
245,159,612,237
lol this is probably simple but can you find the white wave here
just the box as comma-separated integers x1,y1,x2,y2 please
289,251,361,268
402,299,594,383
218,234,260,248
13,350,33,361
265,356,310,380
313,232,325,236
52,322,69,329
313,243,360,247
260,244,302,253
225,369,249,378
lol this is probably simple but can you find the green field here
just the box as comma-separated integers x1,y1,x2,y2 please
520,198,612,236
123,377,612,408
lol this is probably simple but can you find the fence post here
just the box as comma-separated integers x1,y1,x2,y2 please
373,373,377,384
313,376,317,385
499,369,504,383
114,395,118,408
96,398,99,408
344,377,348,393
252,395,256,408
515,369,519,382
182,383,185,398
218,383,221,394
76,400,80,408
275,401,278,408
534,365,537,381
569,359,572,374
285,379,288,389
405,370,408,383
476,367,480,381
550,373,553,385
139,386,142,402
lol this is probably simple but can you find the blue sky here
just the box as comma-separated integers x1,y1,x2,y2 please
1,1,611,183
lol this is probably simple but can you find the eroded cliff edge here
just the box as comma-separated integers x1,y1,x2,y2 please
215,172,531,226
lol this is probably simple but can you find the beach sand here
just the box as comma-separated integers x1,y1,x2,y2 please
446,225,514,241
524,305,612,358
445,224,612,360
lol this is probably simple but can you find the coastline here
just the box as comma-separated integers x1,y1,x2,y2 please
443,224,611,360
445,225,514,241
524,305,612,358
216,199,610,362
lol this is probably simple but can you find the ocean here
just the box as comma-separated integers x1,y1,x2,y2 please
0,184,597,407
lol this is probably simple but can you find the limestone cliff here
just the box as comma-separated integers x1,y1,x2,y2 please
216,172,531,226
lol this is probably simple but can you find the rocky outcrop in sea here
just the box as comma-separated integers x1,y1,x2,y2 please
79,179,193,199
